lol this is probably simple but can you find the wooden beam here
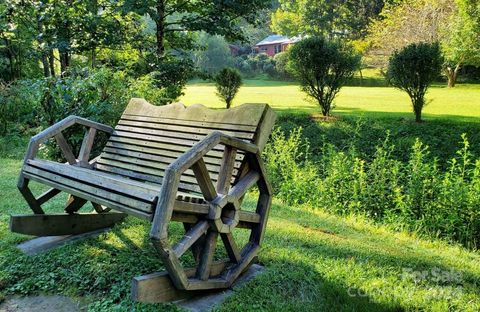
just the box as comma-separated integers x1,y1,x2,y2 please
191,158,217,202
18,179,44,214
132,260,229,303
172,221,209,258
36,188,61,206
64,195,87,214
221,233,241,263
78,127,97,166
216,146,237,195
196,230,218,281
54,132,77,165
9,212,127,236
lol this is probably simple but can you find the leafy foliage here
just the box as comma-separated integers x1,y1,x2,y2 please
265,126,480,249
271,0,394,40
386,42,443,122
288,37,360,116
214,68,243,108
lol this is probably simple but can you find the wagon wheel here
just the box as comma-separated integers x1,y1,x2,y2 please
149,133,272,291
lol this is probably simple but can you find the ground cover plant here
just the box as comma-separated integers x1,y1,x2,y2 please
1,155,480,311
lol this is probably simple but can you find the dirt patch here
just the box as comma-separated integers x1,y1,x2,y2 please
310,114,340,122
0,295,86,312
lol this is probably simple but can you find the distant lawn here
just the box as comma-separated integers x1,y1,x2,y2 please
1,158,480,311
180,79,480,122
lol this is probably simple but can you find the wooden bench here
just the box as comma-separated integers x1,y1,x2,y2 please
11,99,276,300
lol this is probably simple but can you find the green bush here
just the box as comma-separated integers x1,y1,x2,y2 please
273,52,292,80
386,42,443,122
264,127,480,249
214,68,243,108
288,37,361,116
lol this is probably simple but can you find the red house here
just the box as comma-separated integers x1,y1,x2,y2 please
253,35,301,57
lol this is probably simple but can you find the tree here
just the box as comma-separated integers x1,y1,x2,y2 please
121,0,272,59
386,42,443,123
194,33,234,75
288,37,360,116
364,0,479,87
364,0,455,68
271,0,393,40
442,0,480,87
214,68,243,109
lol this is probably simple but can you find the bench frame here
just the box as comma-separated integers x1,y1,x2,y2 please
12,102,275,300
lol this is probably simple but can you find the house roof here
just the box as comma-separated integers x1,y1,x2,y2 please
255,35,302,46
255,35,290,46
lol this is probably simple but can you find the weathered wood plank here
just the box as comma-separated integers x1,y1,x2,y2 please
221,233,241,263
36,188,61,205
78,127,97,165
216,146,237,195
64,195,87,214
117,120,255,139
18,179,44,214
10,212,127,236
54,132,77,165
132,260,230,303
22,171,152,220
26,159,158,204
172,221,209,258
196,230,218,281
191,159,217,202
229,171,260,200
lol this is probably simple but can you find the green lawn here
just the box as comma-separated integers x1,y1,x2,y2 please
1,79,480,311
180,80,480,122
1,158,480,311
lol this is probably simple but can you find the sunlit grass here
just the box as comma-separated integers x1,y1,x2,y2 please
1,158,480,311
181,80,480,122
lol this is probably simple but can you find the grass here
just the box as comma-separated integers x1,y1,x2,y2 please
1,77,480,310
180,78,480,122
1,158,480,311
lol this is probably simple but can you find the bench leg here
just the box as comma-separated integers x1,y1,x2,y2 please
65,195,87,213
9,212,127,236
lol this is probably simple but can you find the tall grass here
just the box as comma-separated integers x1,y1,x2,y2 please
264,128,480,249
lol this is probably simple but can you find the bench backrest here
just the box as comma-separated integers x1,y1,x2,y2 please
94,99,276,198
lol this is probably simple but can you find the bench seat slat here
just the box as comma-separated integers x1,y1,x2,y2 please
93,163,203,194
104,142,244,167
23,165,154,215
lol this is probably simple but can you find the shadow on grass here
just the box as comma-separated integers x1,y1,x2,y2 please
274,111,480,167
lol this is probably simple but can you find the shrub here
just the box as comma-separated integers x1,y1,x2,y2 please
0,80,41,134
386,42,443,122
288,36,360,116
274,52,291,80
264,126,480,249
214,68,243,108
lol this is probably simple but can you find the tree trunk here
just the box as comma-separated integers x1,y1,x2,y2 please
445,63,461,88
412,97,423,123
155,0,166,58
4,38,15,81
36,15,51,78
49,50,55,77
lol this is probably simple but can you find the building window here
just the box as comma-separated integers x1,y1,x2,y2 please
275,44,281,54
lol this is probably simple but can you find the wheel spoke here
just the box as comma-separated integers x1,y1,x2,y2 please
173,220,210,258
221,233,241,263
196,229,218,280
191,158,217,201
216,146,237,195
228,171,260,199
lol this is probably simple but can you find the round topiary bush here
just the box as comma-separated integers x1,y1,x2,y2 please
386,42,443,122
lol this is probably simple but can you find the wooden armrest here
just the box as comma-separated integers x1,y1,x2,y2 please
167,131,259,173
23,116,114,162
